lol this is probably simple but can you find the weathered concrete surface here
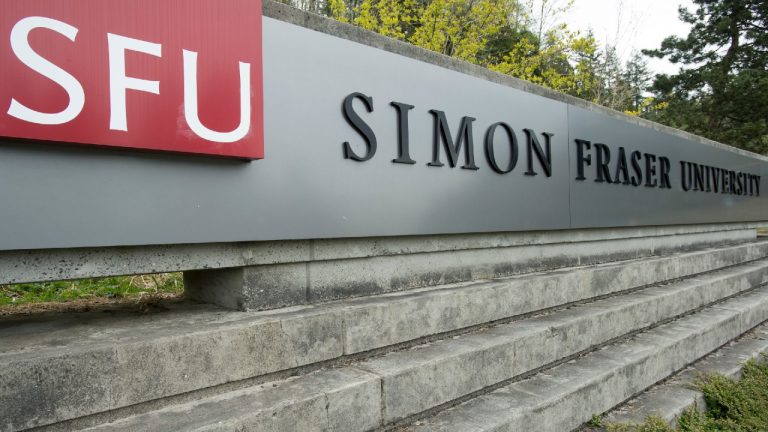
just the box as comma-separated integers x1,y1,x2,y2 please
309,224,761,262
81,368,382,432
3,242,767,431
0,223,758,286
341,241,768,353
409,288,768,432
605,323,768,426
0,304,344,432
185,263,308,311
0,240,311,285
54,282,768,432
187,226,761,310
358,260,768,422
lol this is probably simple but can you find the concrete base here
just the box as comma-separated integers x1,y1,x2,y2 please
185,224,760,311
64,275,768,432
4,241,768,432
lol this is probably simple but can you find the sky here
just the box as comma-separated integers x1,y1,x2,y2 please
558,0,696,75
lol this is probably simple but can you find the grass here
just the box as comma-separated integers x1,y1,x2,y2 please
606,357,768,432
0,273,183,308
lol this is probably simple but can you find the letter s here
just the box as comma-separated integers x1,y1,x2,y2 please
8,16,84,125
342,92,377,162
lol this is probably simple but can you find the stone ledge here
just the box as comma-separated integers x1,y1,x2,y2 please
1,223,762,285
186,230,762,310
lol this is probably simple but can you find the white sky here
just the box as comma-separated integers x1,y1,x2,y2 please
559,0,695,75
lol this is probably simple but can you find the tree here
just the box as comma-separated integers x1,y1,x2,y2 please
409,0,515,63
277,0,331,15
318,0,602,106
327,0,515,65
622,52,652,113
489,24,598,97
589,45,628,110
644,0,768,154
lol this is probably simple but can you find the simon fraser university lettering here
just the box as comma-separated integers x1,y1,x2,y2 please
340,92,761,196
0,0,766,251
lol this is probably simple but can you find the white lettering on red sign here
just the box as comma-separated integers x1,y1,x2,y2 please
0,0,264,159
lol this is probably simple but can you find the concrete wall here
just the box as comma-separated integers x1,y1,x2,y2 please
1,221,763,312
0,223,759,286
184,223,765,310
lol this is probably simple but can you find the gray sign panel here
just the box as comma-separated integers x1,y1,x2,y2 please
0,17,765,251
568,106,768,228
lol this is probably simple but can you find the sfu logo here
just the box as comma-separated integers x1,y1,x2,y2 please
0,0,264,159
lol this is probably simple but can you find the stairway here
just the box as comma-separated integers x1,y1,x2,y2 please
3,240,768,432
601,320,768,427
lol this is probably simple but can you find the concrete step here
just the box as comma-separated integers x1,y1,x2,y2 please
84,367,383,432
407,288,768,432
3,241,768,431
76,263,768,432
603,321,768,427
359,259,768,424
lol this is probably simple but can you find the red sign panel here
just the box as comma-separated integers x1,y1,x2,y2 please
0,0,263,159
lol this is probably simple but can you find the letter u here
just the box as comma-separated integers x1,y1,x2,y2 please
183,49,251,143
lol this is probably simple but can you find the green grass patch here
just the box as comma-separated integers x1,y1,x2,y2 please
607,358,768,432
0,273,183,307
607,416,674,432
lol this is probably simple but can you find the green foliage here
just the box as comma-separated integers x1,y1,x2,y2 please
490,24,598,97
315,0,654,113
588,413,605,428
328,0,352,22
410,0,514,63
0,273,183,307
322,0,615,98
644,0,768,154
682,358,768,431
606,416,675,432
607,358,768,432
622,52,653,113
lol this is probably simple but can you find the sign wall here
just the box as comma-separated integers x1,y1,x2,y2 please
0,12,765,251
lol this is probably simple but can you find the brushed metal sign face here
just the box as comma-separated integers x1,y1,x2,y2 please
568,106,768,228
0,17,764,251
